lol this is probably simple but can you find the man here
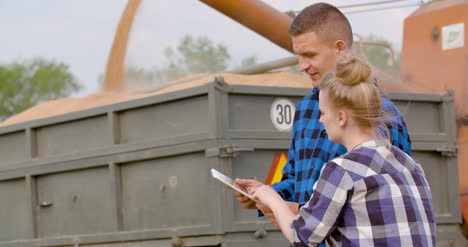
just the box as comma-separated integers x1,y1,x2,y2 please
233,2,411,230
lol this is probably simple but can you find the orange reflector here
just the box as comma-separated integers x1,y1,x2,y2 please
264,153,288,185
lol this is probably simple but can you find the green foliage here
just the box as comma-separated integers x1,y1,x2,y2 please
126,35,259,86
0,58,82,119
353,34,400,74
154,35,232,82
126,66,156,83
231,55,258,71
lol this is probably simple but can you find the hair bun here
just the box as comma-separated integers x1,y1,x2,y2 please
335,56,371,86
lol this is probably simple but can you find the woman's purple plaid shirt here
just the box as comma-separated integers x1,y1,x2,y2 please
290,140,436,246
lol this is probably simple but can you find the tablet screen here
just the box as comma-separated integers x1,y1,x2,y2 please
211,168,255,201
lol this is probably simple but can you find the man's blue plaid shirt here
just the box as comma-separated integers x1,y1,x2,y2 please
271,87,412,206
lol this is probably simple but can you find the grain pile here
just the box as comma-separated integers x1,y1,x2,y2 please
0,71,313,127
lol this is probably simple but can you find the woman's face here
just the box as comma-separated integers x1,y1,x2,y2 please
318,89,344,143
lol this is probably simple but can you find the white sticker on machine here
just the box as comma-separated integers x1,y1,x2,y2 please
442,23,464,50
271,98,295,132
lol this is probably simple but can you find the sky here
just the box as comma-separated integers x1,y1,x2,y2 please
0,0,425,97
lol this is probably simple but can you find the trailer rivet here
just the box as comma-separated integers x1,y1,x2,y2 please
254,228,267,239
172,236,183,247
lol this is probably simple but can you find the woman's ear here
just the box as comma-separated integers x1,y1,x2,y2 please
337,110,348,127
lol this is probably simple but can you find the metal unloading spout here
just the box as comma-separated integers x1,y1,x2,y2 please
199,0,294,53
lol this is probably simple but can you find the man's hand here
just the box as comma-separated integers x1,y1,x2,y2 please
232,178,263,209
257,201,300,228
257,203,279,227
233,191,256,209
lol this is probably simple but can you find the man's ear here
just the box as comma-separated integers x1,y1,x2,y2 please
337,110,347,127
335,40,347,55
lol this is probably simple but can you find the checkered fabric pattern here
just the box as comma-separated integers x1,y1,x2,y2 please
271,88,412,206
290,140,436,246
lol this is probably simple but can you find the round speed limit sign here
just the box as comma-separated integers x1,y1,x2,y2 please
270,98,295,131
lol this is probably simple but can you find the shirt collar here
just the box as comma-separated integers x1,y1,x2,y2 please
352,139,390,151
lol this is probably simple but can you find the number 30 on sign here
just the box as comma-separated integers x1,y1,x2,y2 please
270,98,295,131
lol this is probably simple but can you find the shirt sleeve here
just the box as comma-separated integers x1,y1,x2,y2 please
290,161,352,247
381,96,412,155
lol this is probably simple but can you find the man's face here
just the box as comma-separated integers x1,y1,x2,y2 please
292,31,341,87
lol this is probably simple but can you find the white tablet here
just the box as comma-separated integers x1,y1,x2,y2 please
211,168,255,201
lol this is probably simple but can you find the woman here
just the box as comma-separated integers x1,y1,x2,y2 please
252,56,436,246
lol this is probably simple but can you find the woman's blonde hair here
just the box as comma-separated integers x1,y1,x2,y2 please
319,55,389,135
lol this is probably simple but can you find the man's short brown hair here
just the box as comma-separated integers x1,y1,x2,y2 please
289,3,353,47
